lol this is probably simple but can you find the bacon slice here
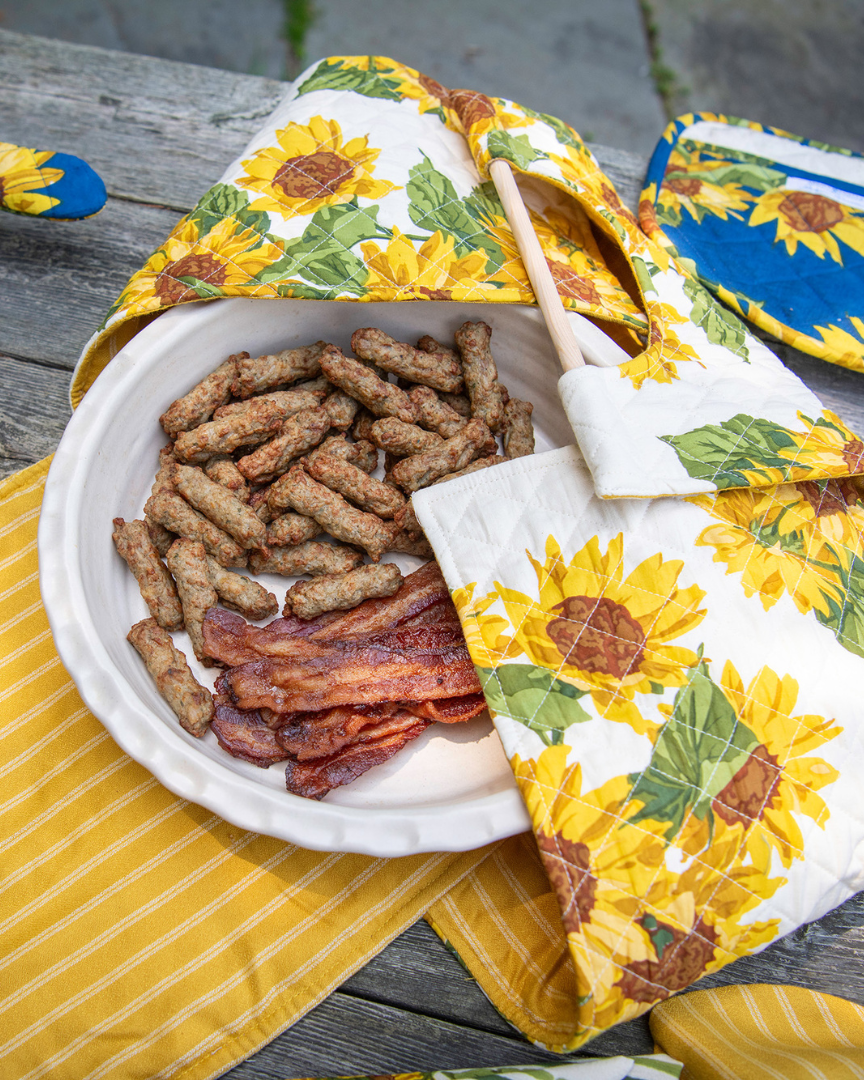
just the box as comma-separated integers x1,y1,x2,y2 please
276,702,424,761
224,625,481,714
202,561,454,666
211,703,290,767
284,722,431,800
403,693,488,723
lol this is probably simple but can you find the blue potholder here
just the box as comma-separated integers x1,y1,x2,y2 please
0,141,106,220
640,113,864,372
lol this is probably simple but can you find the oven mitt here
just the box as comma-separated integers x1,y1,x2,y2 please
0,141,106,220
639,114,864,372
413,443,864,1047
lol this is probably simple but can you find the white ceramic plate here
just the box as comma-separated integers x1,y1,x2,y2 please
39,297,580,856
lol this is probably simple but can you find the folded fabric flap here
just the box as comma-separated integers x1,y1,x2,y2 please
413,444,864,1050
71,55,646,406
639,112,864,374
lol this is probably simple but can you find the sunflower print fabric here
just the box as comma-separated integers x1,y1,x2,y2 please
414,444,864,1051
73,61,864,507
640,113,864,372
0,141,106,220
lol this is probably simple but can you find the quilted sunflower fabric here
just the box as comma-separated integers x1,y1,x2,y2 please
639,114,864,372
72,57,863,504
0,141,106,219
414,445,864,1049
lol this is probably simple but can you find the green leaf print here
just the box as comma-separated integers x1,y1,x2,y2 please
683,277,749,361
660,414,802,487
486,131,548,170
627,656,760,840
814,550,864,659
631,255,663,297
406,156,505,269
188,183,272,241
477,663,591,746
296,57,403,101
254,199,385,296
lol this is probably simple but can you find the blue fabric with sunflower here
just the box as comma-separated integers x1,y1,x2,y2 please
639,113,864,373
0,141,106,220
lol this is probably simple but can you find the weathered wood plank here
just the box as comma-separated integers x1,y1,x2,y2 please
0,357,71,478
0,29,286,212
0,197,180,368
222,991,584,1080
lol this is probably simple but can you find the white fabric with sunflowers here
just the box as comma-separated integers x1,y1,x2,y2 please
414,441,864,1044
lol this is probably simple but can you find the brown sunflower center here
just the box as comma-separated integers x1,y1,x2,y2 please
155,252,226,304
418,73,451,106
546,595,646,679
842,438,864,473
448,88,496,128
713,743,781,829
536,831,596,934
273,150,355,201
615,917,718,1003
797,478,858,518
778,191,844,233
666,176,702,197
545,259,601,306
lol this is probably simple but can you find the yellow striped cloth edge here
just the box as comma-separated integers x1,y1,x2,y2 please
649,982,864,1080
0,459,501,1080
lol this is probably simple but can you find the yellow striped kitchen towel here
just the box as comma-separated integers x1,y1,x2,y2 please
650,983,864,1079
0,458,504,1080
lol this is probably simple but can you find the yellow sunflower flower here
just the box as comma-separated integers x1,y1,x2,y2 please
0,143,63,215
115,215,285,318
610,828,781,1011
494,534,706,734
691,484,861,615
512,746,671,1029
695,662,841,869
236,116,398,218
768,409,864,479
658,150,754,224
450,582,520,668
749,187,864,262
479,210,649,327
814,316,864,369
359,226,489,301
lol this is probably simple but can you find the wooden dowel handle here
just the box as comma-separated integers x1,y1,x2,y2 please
488,158,585,373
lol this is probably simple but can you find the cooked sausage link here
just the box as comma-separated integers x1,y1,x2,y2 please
144,492,247,567
319,345,419,424
235,405,332,483
502,398,535,459
171,464,268,550
267,467,399,561
306,452,406,519
127,617,214,737
454,321,507,433
351,328,464,393
389,419,494,492
368,417,443,457
112,517,184,631
248,540,364,577
285,563,404,620
231,341,327,398
166,538,218,664
204,556,279,620
159,354,242,437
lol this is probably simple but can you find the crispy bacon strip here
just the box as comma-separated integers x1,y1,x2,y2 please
284,723,430,799
211,703,290,767
405,693,487,723
276,702,423,761
224,625,481,713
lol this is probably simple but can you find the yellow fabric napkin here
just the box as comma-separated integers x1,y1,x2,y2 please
650,983,864,1079
1,460,499,1079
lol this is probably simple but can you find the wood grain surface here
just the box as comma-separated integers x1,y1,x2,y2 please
4,28,864,1077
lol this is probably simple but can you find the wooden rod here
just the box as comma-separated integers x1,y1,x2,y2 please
488,158,585,373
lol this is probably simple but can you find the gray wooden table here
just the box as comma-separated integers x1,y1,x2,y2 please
3,28,864,1078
